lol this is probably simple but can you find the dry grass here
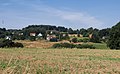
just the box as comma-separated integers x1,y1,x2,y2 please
0,48,120,74
15,40,58,48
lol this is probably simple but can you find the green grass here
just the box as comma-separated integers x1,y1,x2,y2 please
0,48,120,74
92,43,109,49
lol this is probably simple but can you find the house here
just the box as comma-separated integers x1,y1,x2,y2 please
30,33,36,36
89,34,93,38
63,34,66,37
37,33,42,37
102,36,108,40
5,36,11,40
46,35,57,41
19,33,23,36
36,33,43,40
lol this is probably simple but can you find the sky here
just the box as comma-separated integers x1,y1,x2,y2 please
0,0,120,29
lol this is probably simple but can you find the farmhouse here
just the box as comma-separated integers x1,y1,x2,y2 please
30,32,36,36
46,34,57,41
5,36,11,40
37,33,43,37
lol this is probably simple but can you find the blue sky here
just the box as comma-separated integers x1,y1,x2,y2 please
0,0,120,29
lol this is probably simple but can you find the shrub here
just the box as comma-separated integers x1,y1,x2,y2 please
13,42,24,48
78,39,83,42
52,43,61,48
90,33,101,43
0,39,14,48
71,38,77,43
77,44,95,49
50,38,58,42
29,36,36,41
0,39,24,48
61,43,75,48
82,38,90,43
52,43,95,49
78,38,90,43
52,43,76,48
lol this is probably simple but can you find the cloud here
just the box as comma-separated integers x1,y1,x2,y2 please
33,5,103,28
56,11,103,27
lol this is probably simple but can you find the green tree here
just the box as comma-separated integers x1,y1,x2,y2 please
80,28,87,37
107,22,120,49
90,32,100,43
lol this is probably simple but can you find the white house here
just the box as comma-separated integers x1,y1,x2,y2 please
30,33,36,36
37,33,43,37
5,36,11,40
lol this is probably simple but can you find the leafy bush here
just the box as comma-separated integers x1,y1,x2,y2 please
52,43,75,48
0,39,23,48
52,43,95,49
12,42,24,48
0,39,13,48
71,38,77,43
78,39,83,42
90,33,101,43
76,44,95,49
29,36,36,41
78,38,90,43
50,38,58,42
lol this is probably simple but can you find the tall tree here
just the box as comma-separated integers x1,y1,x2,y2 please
107,22,120,49
80,28,87,37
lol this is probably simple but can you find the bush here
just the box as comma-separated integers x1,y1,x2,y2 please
0,39,24,48
78,39,83,42
0,39,14,48
52,43,76,48
52,43,95,49
78,38,90,43
50,38,58,42
76,44,95,49
29,36,36,41
90,33,101,43
71,38,77,43
13,42,24,48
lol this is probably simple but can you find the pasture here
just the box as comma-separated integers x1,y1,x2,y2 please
0,48,120,74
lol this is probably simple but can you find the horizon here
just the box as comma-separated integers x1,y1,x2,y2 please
0,0,120,29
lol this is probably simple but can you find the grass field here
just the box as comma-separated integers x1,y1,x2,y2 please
0,48,120,74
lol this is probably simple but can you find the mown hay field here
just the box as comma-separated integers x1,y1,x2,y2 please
0,48,120,74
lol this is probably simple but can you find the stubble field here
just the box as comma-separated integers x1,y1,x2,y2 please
0,48,120,74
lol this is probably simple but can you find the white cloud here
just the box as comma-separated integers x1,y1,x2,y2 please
33,5,103,28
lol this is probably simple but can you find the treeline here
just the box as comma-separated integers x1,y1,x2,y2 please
0,22,120,49
0,25,110,41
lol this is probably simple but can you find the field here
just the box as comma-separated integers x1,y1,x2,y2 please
0,48,120,74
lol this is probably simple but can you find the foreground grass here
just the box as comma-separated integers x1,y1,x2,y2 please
0,48,120,74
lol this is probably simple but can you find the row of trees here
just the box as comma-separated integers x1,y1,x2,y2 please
0,22,120,49
0,25,110,40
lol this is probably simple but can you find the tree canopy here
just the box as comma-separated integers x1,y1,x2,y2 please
107,22,120,49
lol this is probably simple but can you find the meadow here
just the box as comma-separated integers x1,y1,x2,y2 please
0,48,120,74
